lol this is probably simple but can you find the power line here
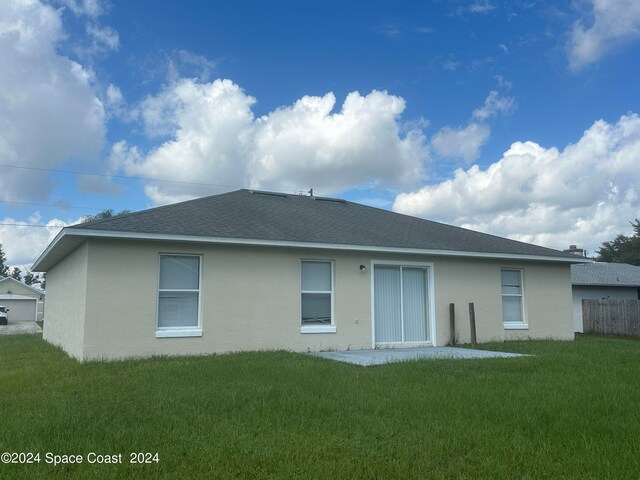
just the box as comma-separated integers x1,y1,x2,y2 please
0,163,245,189
0,223,63,228
1,200,103,211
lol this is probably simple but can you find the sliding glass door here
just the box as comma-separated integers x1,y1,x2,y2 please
374,265,430,344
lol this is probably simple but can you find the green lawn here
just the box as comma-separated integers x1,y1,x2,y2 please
2,335,640,479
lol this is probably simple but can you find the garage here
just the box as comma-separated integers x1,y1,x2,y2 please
0,295,37,323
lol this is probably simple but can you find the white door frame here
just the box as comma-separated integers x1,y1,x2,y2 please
371,260,436,348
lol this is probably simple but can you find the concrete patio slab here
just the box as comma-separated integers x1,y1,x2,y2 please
309,346,527,366
0,322,42,335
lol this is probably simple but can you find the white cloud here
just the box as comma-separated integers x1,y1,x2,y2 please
135,49,218,86
374,24,402,39
468,1,496,14
441,60,461,72
454,1,496,16
115,79,429,205
431,123,490,162
0,214,74,266
569,0,640,69
56,0,105,18
430,90,514,163
394,113,640,254
0,0,106,202
166,50,216,83
86,23,119,52
472,90,515,120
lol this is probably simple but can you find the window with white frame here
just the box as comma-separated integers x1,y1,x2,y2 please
501,269,526,327
157,254,201,337
301,260,334,332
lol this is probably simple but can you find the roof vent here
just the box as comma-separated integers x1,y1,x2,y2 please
250,190,288,198
313,196,347,204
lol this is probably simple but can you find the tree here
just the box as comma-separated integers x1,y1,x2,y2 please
596,219,640,266
81,209,132,224
23,271,39,286
0,243,8,278
10,266,21,281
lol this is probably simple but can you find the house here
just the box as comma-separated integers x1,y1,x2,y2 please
33,189,586,361
571,262,640,333
0,276,45,323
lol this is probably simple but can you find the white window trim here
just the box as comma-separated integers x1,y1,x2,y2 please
156,253,203,338
300,325,337,334
300,259,335,334
501,268,528,329
503,322,529,330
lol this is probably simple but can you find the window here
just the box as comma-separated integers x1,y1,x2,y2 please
301,260,335,333
157,254,202,337
501,269,526,328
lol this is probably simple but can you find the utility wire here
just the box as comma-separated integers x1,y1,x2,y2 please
0,163,245,189
0,223,63,228
1,200,103,211
0,164,309,228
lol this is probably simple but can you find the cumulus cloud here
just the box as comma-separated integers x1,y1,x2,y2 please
0,0,106,202
394,113,640,253
431,123,490,162
0,214,73,266
569,0,640,70
472,90,515,120
56,0,105,18
85,23,119,52
430,90,514,163
115,79,429,205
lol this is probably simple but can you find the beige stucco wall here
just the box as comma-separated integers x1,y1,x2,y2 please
42,242,88,359
46,239,574,360
81,240,374,360
371,254,574,346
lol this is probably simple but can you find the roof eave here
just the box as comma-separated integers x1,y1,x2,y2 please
33,228,590,271
32,227,76,272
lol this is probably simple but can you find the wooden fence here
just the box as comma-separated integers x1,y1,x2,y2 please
582,299,640,338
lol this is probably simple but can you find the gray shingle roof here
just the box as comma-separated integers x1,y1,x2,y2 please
571,262,640,287
70,189,576,259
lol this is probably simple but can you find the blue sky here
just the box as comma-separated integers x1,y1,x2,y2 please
1,0,640,269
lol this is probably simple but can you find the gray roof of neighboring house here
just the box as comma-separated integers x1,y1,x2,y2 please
33,189,584,271
571,262,640,287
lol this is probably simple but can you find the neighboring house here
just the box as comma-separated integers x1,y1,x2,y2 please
33,189,586,361
0,276,45,323
571,262,640,333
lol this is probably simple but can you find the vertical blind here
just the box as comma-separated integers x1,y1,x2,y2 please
402,268,427,342
374,266,402,342
374,265,429,343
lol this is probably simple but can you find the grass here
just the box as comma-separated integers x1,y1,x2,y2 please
1,335,640,479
